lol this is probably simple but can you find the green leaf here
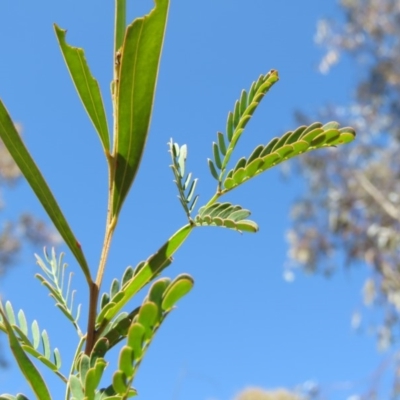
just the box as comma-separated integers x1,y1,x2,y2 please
260,137,279,157
89,338,110,367
79,354,91,386
286,125,307,144
31,321,40,350
161,274,194,311
35,249,82,334
112,370,128,395
84,358,107,397
5,302,15,325
69,375,84,400
41,330,51,360
169,140,199,219
100,293,110,310
236,220,259,233
208,159,219,181
53,348,62,369
114,0,127,53
96,224,192,328
222,121,356,192
0,100,91,283
54,25,110,154
177,144,187,177
0,304,52,400
112,0,170,217
219,70,279,175
17,310,28,336
9,312,64,377
195,203,258,233
118,346,134,378
110,279,120,299
138,302,159,339
121,267,134,287
148,278,171,306
332,127,357,145
127,323,145,361
217,132,227,156
213,142,222,170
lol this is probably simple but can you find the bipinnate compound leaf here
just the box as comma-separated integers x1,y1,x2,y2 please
169,140,199,219
161,274,194,311
0,303,65,379
0,100,91,283
96,224,193,329
112,0,169,217
222,122,356,192
96,273,192,389
210,70,279,183
0,303,52,400
195,203,258,233
35,249,82,334
54,24,110,154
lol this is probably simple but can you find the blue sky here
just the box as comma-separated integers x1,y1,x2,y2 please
0,1,390,399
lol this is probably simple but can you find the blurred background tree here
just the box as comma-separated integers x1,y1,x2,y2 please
234,388,304,400
285,0,400,397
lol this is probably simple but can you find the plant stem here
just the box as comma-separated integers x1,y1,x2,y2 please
85,0,126,355
204,192,220,208
85,207,117,354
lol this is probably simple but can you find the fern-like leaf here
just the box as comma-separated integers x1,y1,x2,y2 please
169,139,199,220
0,302,66,383
109,274,193,398
195,202,258,233
209,70,279,185
223,121,356,191
35,248,82,335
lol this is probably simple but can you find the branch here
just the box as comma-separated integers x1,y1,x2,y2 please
355,171,400,222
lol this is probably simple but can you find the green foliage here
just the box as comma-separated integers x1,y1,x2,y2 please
208,70,280,187
112,0,169,218
0,301,65,382
35,249,82,335
222,121,355,192
195,203,258,233
0,0,356,399
0,100,91,284
169,140,199,220
54,25,110,156
0,303,52,400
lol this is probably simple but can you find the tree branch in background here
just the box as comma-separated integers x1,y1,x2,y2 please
286,0,400,397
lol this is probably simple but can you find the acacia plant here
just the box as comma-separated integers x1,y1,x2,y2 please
0,1,356,399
